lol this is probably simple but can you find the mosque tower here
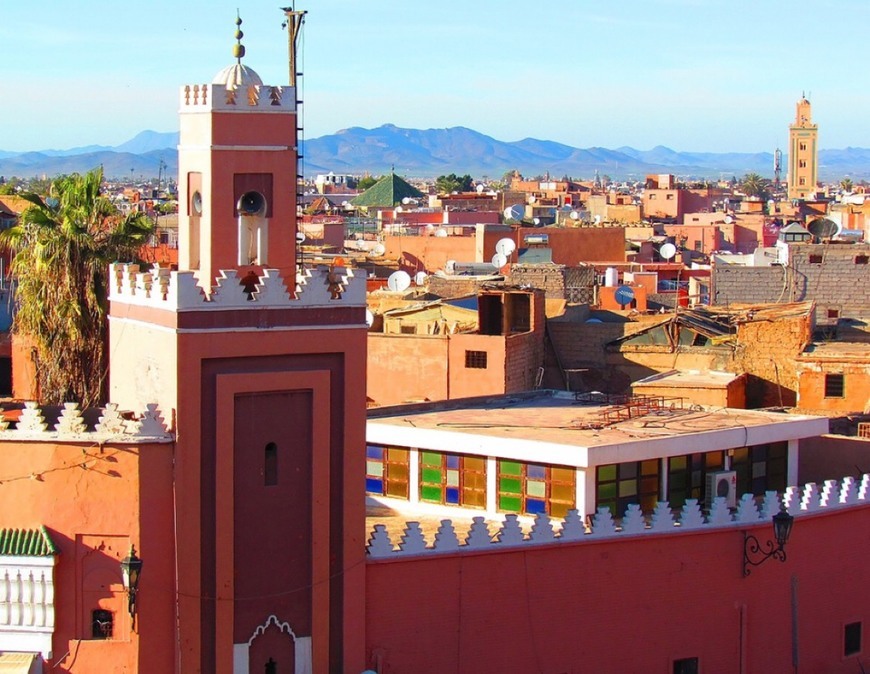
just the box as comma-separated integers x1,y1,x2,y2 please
787,94,819,201
107,14,368,673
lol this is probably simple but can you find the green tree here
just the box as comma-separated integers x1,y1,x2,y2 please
740,173,770,200
840,177,854,193
356,175,378,191
435,173,473,194
0,168,154,406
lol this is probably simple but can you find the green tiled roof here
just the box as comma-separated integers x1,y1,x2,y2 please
351,173,424,208
0,526,58,556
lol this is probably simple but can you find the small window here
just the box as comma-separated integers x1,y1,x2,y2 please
265,442,278,486
855,256,868,265
465,350,488,369
666,194,675,200
649,194,656,200
825,374,845,398
828,309,840,319
799,160,807,168
799,177,806,186
809,255,823,264
673,657,699,674
91,609,114,639
799,142,807,151
265,658,277,674
845,621,862,657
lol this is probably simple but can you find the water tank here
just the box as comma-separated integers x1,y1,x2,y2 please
605,267,618,287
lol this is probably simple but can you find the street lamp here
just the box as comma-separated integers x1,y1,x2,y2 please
120,546,143,628
743,508,794,577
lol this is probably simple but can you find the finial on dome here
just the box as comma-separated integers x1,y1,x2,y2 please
232,12,246,64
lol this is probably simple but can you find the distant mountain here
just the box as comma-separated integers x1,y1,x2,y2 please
1,126,868,181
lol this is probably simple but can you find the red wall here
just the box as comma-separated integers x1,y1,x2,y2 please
366,505,870,673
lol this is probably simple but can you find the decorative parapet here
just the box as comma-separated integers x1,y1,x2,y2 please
0,552,56,659
180,83,296,113
1,402,172,443
109,263,366,311
367,476,870,559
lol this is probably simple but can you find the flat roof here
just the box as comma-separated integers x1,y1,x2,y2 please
631,369,743,389
367,391,828,468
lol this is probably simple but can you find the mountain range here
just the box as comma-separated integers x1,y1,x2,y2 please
2,126,869,182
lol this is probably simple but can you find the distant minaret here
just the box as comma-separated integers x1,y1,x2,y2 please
773,148,782,186
787,94,818,200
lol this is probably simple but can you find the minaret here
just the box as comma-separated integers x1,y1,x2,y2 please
787,95,818,201
108,14,367,674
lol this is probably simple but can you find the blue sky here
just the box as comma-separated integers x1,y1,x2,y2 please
3,1,869,153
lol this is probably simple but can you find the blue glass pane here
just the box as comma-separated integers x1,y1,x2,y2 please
446,455,460,470
526,498,547,515
446,487,460,504
528,464,547,479
366,445,384,460
366,477,384,494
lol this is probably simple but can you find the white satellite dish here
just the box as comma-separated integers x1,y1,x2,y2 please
492,253,508,268
370,243,386,257
504,204,524,221
529,196,536,204
414,271,428,286
387,271,411,292
296,232,306,244
476,184,485,194
660,242,677,260
569,210,580,220
402,197,411,205
724,215,733,224
434,228,448,238
365,309,374,327
495,238,516,256
445,260,456,274
355,239,367,251
533,217,541,226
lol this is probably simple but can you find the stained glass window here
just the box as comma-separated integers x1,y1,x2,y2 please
419,451,486,508
497,460,575,517
365,444,410,499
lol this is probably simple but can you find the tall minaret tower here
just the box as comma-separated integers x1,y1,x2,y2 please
787,95,818,201
108,13,367,674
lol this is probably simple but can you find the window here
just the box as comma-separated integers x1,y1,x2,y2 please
828,308,840,319
265,658,277,674
855,256,869,265
649,194,656,200
597,459,660,517
694,240,702,252
799,177,806,186
91,609,114,639
673,657,699,674
809,254,823,264
366,444,410,498
799,160,807,168
419,451,486,508
667,451,724,509
799,142,807,151
666,194,675,200
498,461,576,517
731,442,787,496
264,442,278,486
465,350,488,369
825,374,845,398
845,621,862,657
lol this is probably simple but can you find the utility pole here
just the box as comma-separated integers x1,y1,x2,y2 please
281,5,307,87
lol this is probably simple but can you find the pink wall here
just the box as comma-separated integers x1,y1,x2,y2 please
366,504,870,673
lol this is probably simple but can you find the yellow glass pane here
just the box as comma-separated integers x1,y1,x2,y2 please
462,488,486,508
551,467,575,483
464,456,485,471
390,464,408,481
388,447,409,463
550,483,574,502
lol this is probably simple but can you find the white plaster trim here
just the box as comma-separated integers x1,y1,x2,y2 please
233,615,312,674
109,316,368,335
178,145,292,152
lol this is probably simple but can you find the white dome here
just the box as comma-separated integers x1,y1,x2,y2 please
212,63,263,90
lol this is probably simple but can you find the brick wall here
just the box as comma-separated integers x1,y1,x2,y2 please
507,264,595,302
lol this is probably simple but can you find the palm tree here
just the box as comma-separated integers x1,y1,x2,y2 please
840,178,854,193
0,167,154,406
740,173,770,200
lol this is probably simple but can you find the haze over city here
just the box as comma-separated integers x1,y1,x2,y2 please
4,0,870,155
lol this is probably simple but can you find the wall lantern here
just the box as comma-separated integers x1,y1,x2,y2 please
120,546,144,628
743,508,794,577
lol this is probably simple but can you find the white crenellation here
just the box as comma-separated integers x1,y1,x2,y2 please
621,504,646,534
840,476,859,505
820,479,839,508
180,83,295,113
110,263,366,311
495,514,525,546
0,402,172,442
784,486,801,514
366,475,870,558
398,522,427,555
801,483,821,512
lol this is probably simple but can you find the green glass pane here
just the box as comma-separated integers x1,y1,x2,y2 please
669,456,687,471
598,483,617,500
526,480,546,498
366,460,384,477
500,477,522,494
421,452,442,466
499,495,521,512
421,467,442,484
500,461,522,476
421,485,443,502
618,480,637,497
598,464,617,482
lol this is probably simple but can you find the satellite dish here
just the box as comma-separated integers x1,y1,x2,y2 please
414,271,428,286
434,228,448,238
395,205,403,214
614,285,635,307
807,217,840,240
365,309,374,327
370,243,386,257
387,271,411,292
495,238,516,256
476,184,485,194
724,215,733,224
355,239,367,251
492,252,508,268
446,260,456,274
593,214,602,224
504,204,524,221
660,243,677,260
529,196,536,204
402,197,411,205
569,210,579,220
533,217,541,226
296,232,306,244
